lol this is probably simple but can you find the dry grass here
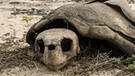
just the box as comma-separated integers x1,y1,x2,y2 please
0,47,36,71
0,41,134,76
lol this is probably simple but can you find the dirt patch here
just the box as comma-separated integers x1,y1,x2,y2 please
0,46,60,76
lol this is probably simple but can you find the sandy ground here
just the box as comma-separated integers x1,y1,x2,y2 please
0,0,135,76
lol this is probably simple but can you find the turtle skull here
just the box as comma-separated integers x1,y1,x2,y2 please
35,28,80,70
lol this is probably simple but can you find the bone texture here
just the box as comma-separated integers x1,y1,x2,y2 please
35,28,80,70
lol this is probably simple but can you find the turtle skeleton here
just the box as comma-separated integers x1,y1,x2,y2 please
26,0,135,70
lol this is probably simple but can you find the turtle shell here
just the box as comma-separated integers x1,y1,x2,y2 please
26,1,135,55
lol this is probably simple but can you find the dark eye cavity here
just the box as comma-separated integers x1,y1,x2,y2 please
61,38,72,52
37,39,44,54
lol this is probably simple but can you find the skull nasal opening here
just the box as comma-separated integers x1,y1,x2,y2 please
37,39,44,54
61,38,73,52
48,44,56,51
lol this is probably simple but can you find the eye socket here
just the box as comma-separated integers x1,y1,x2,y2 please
37,39,44,54
61,38,72,52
